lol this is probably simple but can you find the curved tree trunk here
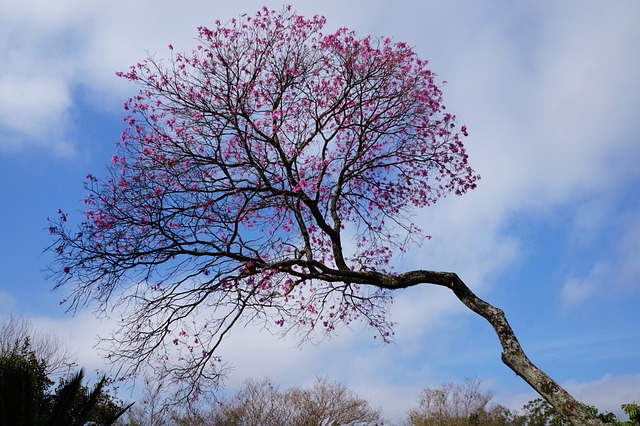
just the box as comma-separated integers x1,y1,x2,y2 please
388,270,604,426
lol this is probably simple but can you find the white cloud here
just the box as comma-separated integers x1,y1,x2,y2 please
0,0,264,152
30,311,117,374
416,1,640,225
2,0,638,175
566,374,640,417
0,0,88,153
562,276,598,306
562,205,640,306
0,76,71,137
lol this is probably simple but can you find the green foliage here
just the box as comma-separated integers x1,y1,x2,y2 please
0,335,132,425
621,403,640,425
0,337,54,424
520,398,562,426
520,398,640,426
48,370,133,426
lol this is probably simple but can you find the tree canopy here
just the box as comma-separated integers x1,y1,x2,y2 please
49,5,476,395
0,322,131,425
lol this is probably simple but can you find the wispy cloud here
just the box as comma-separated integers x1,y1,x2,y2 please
562,205,640,306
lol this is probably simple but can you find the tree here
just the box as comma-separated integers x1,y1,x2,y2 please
0,334,132,425
0,314,72,377
124,376,176,426
47,6,602,425
406,377,520,426
124,374,211,426
0,336,53,424
207,378,290,425
521,398,560,426
206,377,384,425
285,377,384,425
46,370,133,426
621,403,640,425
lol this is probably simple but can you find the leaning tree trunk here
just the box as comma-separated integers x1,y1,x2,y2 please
389,270,605,426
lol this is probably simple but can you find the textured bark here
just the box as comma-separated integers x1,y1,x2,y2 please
384,270,605,426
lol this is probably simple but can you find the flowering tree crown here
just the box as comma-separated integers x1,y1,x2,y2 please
49,6,478,399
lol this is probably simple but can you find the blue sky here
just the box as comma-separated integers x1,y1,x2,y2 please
1,0,639,421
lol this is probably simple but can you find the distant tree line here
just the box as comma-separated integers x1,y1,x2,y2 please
1,315,637,425
405,377,639,426
125,376,384,425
